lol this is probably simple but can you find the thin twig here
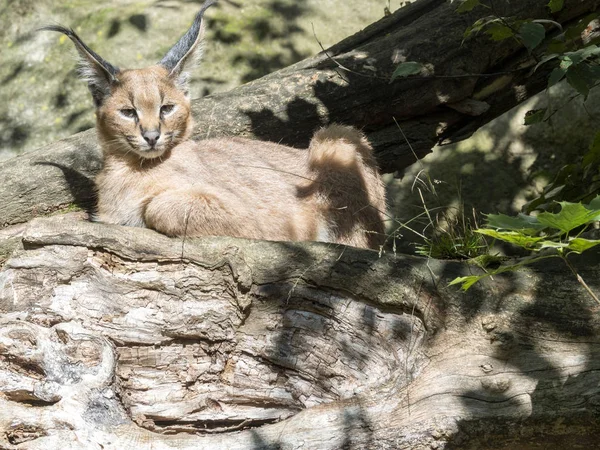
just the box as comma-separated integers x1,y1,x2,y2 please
181,205,192,265
560,254,600,305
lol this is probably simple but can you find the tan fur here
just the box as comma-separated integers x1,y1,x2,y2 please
96,66,193,160
48,5,387,249
95,117,387,248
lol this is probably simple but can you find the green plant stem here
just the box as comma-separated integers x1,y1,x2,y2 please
560,253,600,305
462,253,559,286
494,253,558,274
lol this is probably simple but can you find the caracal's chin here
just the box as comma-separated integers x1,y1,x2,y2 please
136,147,168,159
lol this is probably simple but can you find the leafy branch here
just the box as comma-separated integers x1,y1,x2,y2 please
392,0,600,106
450,197,600,304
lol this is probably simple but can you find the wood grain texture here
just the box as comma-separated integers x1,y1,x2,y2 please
1,214,599,448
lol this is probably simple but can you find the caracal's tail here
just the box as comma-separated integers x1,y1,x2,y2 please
307,125,387,249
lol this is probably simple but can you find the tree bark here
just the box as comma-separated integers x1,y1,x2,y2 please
0,214,599,449
2,1,600,447
1,0,599,228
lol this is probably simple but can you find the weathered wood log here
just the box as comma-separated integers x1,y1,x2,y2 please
2,0,599,228
1,214,599,449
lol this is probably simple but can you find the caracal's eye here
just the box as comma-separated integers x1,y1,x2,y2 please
119,108,138,120
160,104,175,118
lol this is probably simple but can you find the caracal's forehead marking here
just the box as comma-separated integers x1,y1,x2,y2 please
116,67,171,110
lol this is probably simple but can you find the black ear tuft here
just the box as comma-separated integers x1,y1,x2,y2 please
40,25,120,106
159,0,217,82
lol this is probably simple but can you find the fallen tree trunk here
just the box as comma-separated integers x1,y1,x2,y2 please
1,0,599,227
0,214,599,449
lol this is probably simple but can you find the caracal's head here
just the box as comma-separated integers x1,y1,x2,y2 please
42,0,216,159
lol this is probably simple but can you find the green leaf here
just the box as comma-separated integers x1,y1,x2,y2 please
485,213,545,234
548,67,567,87
456,0,481,13
524,195,550,214
519,22,546,53
524,108,547,125
449,275,487,291
547,164,574,189
468,254,509,268
565,63,595,98
559,56,574,70
463,17,491,40
543,184,566,201
391,62,423,81
567,238,600,253
538,240,568,250
486,23,514,41
565,45,600,65
588,195,600,210
537,202,600,233
475,229,545,249
548,0,564,13
583,132,600,167
547,40,567,54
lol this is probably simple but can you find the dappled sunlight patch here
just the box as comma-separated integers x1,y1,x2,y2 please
511,185,542,212
456,129,495,154
460,162,475,175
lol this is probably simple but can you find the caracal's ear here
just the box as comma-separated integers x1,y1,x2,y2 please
159,0,217,95
40,25,119,107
